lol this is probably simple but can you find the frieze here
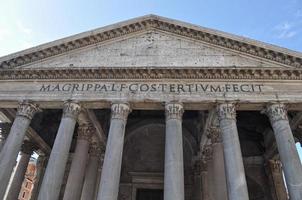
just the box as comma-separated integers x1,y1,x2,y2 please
39,82,264,94
0,16,301,69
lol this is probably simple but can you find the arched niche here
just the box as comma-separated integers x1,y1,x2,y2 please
121,120,197,183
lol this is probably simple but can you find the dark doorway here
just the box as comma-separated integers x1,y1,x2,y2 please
136,189,163,200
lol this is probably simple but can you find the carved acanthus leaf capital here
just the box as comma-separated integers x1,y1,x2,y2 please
111,103,131,121
62,101,81,119
262,103,288,123
207,126,222,143
202,145,213,161
165,102,184,121
77,124,95,141
17,101,41,120
217,103,236,120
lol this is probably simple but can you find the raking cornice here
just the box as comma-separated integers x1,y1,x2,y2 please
0,14,301,69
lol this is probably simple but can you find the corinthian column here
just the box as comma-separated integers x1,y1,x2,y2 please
0,101,40,200
207,127,228,200
217,103,249,200
6,141,36,200
38,101,81,200
200,145,212,200
63,124,93,200
164,102,184,200
97,103,130,200
263,103,302,200
81,142,104,200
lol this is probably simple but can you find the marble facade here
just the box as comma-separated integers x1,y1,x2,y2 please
0,15,301,200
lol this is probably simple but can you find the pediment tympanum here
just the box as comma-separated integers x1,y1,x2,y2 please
0,15,301,70
16,31,277,69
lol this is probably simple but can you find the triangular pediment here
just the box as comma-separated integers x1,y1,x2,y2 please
0,14,301,69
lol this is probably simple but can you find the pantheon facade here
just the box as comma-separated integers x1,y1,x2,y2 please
0,15,301,200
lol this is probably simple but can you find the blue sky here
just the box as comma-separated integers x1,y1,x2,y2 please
0,0,301,161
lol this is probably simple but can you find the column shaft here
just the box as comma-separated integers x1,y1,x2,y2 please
208,127,228,200
264,104,302,199
217,103,249,200
0,101,39,199
97,103,130,200
164,102,184,200
6,142,35,200
63,124,92,200
81,143,104,200
37,101,80,200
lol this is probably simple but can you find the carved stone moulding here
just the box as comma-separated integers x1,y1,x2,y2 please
1,67,302,80
0,16,301,69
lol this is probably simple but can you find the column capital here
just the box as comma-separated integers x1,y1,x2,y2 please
262,103,288,123
202,145,213,161
21,141,36,155
217,103,236,120
77,124,94,141
165,102,184,121
62,101,81,119
16,101,41,120
111,102,131,121
207,126,222,144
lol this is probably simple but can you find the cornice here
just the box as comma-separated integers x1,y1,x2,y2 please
0,15,301,69
1,67,302,80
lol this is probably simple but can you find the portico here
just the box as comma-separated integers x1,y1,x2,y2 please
0,15,301,200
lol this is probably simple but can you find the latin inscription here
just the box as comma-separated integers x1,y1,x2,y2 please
40,83,264,93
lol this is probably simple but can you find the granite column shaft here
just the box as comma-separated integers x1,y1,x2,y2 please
6,141,35,200
81,143,104,200
0,101,39,200
63,124,93,200
37,101,81,200
264,103,302,200
97,103,130,200
217,103,249,200
164,102,184,200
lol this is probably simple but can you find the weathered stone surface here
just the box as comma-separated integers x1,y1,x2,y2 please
21,31,275,69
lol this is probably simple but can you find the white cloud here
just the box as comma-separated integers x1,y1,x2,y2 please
274,21,298,39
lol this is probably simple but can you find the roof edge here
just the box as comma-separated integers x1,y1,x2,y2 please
0,14,301,69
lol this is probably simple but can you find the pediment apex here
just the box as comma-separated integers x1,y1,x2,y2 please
0,14,301,69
